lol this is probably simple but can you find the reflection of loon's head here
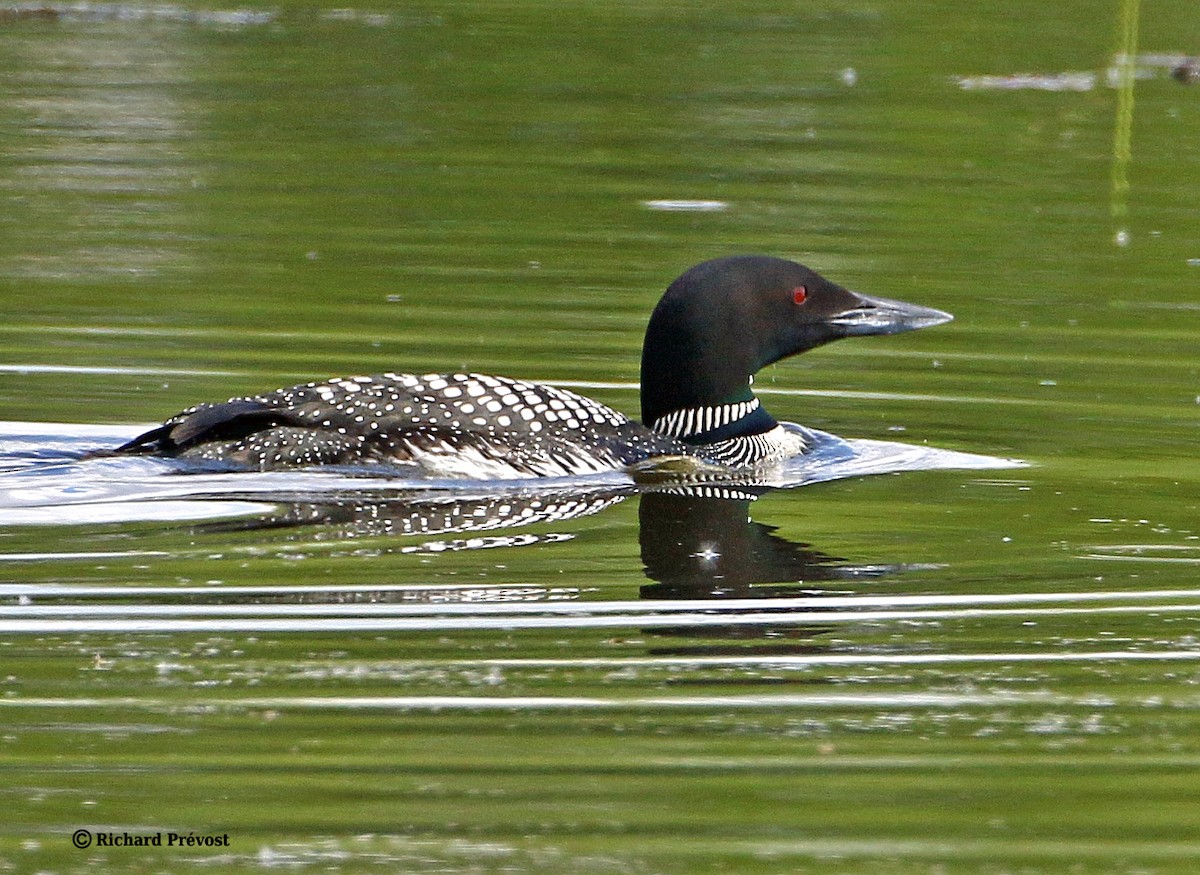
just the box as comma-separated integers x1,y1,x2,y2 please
637,488,858,598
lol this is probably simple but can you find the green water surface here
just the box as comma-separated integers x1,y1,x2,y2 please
2,2,1200,873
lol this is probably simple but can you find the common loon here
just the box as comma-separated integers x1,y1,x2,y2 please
111,255,952,478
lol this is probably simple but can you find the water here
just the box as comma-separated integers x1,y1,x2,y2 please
3,1,1200,872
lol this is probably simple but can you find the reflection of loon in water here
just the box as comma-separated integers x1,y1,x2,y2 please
637,488,892,599
196,485,916,655
635,488,912,655
198,486,631,552
198,483,911,595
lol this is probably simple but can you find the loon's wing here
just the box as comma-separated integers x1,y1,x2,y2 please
114,399,309,455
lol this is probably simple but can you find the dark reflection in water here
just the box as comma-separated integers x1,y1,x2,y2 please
196,484,909,596
188,485,917,654
636,488,903,656
637,488,891,599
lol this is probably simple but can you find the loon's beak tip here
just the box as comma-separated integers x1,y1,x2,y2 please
832,292,954,336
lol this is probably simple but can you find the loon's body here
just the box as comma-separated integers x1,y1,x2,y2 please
128,372,684,478
112,256,952,479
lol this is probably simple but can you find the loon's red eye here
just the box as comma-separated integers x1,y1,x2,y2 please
792,286,808,305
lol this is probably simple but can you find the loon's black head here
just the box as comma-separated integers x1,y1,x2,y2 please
639,255,952,436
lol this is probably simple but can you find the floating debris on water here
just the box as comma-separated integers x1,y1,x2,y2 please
0,4,445,28
319,9,394,27
641,200,730,212
955,72,1097,92
957,52,1199,92
0,3,276,26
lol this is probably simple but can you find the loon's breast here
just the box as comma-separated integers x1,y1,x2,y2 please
121,372,686,478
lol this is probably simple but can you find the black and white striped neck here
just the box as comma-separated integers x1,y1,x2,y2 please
647,396,805,469
649,397,776,445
